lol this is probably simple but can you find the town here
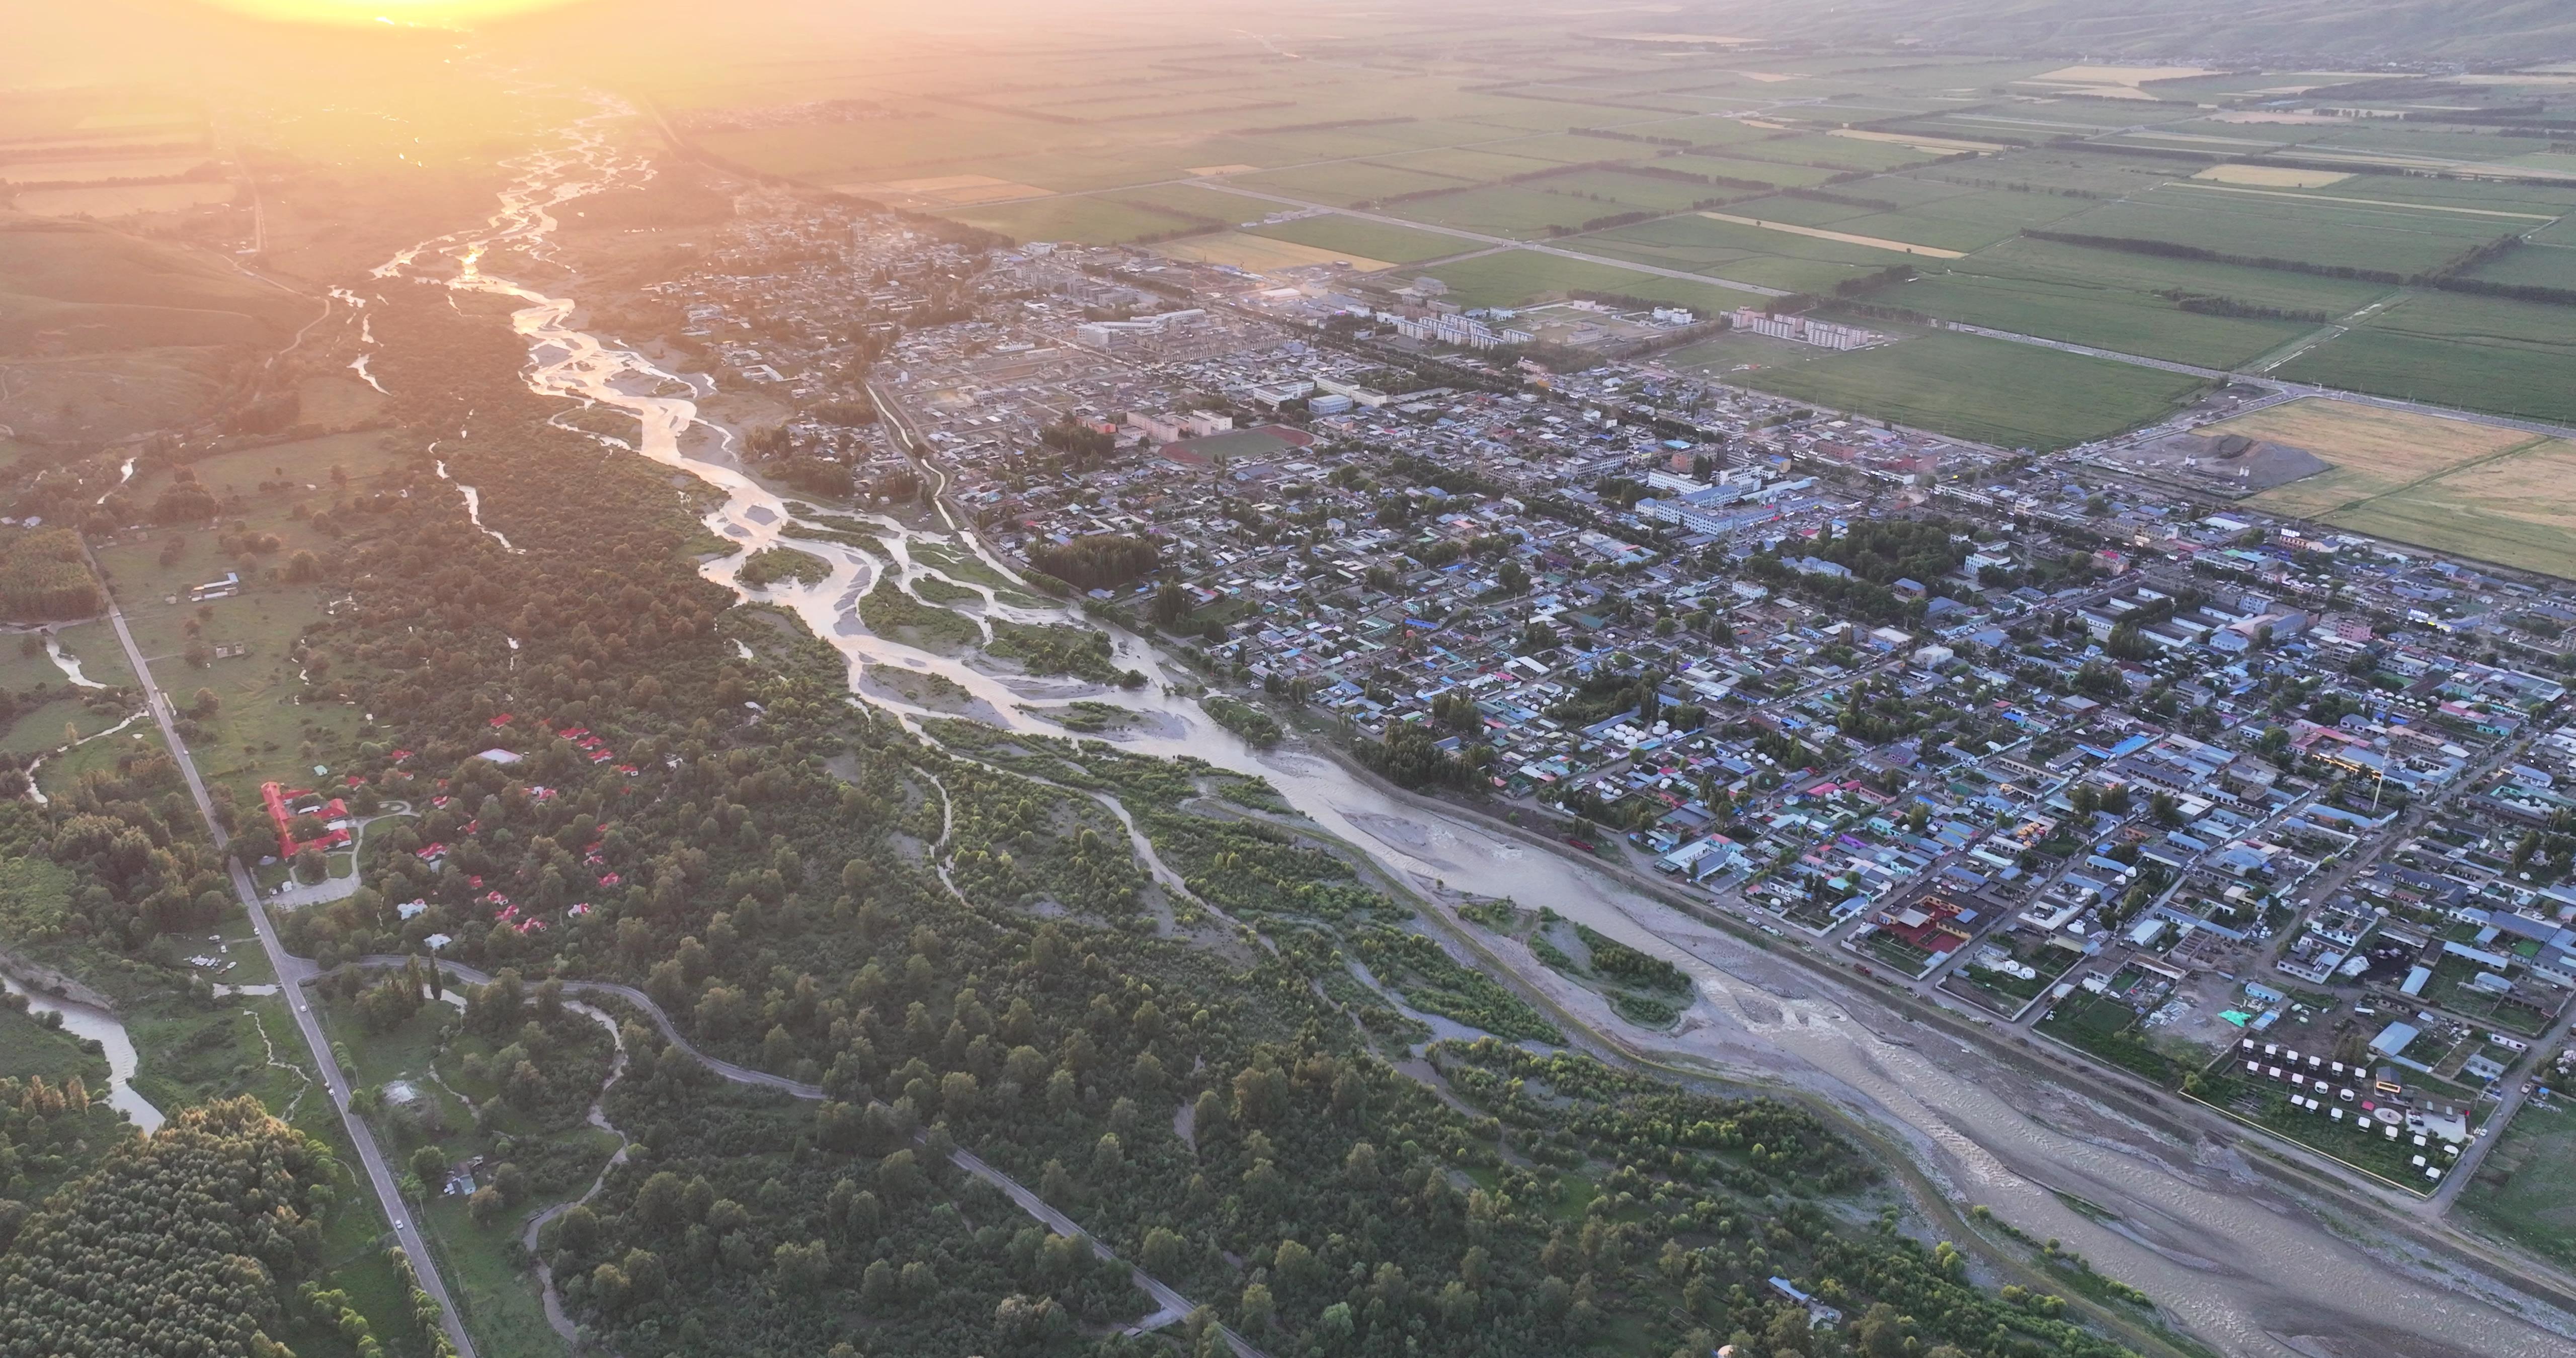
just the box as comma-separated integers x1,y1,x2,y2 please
595,182,2576,1209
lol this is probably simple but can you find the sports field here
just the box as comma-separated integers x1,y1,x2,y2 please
1728,332,2207,452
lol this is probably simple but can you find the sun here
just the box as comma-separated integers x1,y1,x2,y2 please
196,0,587,24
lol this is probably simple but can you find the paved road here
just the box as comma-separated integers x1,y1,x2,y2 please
91,582,480,1358
349,955,1272,1358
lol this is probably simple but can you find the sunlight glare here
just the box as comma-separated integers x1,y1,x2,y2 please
196,0,586,25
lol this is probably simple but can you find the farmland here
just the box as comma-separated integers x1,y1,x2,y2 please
1728,331,2209,451
2275,292,2576,425
633,33,2576,555
1243,213,1469,265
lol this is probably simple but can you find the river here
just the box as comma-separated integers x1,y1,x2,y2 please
361,106,2573,1358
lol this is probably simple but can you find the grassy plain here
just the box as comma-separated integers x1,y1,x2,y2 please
1421,249,1757,312
2275,292,2576,425
1243,214,1468,264
1728,331,2207,451
95,430,401,801
1151,231,1394,273
2461,1099,2576,1270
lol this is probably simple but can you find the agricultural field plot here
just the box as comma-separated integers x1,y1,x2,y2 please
2217,397,2543,518
2458,242,2576,293
11,182,234,217
1101,181,1274,223
1385,171,1734,238
1659,327,1840,374
1363,147,1572,184
1235,159,1473,207
1951,234,2401,314
1722,131,1937,174
0,155,214,185
1727,330,2207,451
2057,190,2513,277
1420,248,1757,313
2460,1098,2576,1270
2275,291,2576,425
1649,152,1845,190
939,194,1201,244
1243,213,1471,264
0,217,312,351
2311,438,2576,580
1573,212,1923,292
2207,398,2576,574
1880,271,2317,368
1150,231,1395,274
1824,193,2108,253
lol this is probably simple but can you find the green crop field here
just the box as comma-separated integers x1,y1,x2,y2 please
1877,270,2316,368
2053,190,2510,276
1420,249,1757,312
1366,147,1570,183
2277,292,2576,425
1727,331,2207,451
1573,212,1922,293
1239,160,1480,207
941,194,1199,244
1244,214,1471,264
1724,132,1936,174
2459,242,2576,292
1651,152,1844,190
2461,1100,2576,1269
1952,235,2399,314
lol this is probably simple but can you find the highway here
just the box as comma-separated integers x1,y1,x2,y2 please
90,574,479,1358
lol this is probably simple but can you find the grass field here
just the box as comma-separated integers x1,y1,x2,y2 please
2204,397,2576,576
939,193,1201,244
1244,213,1470,264
1420,248,1757,312
1728,331,2208,451
1151,231,1394,273
2220,398,2540,516
1573,212,1911,293
2057,190,2509,277
95,429,401,801
2275,292,2576,425
1879,270,2317,368
2305,438,2576,579
13,182,235,217
2461,1099,2576,1269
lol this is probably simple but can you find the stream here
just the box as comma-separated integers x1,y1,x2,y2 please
2,974,163,1132
357,105,2573,1358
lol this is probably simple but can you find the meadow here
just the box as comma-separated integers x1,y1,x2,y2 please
93,429,406,801
1727,331,2209,451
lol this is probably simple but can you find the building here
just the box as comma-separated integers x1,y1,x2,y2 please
1730,308,1876,350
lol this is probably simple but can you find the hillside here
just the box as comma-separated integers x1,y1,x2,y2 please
0,214,311,356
